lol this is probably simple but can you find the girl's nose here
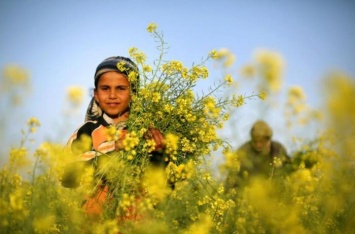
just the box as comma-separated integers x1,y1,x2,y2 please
109,90,117,98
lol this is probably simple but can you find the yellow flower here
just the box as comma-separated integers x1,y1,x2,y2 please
223,113,230,121
66,86,85,106
209,49,221,60
233,94,245,107
255,49,284,92
32,215,56,234
143,65,152,72
128,70,138,83
143,167,171,201
151,92,161,103
9,189,24,210
143,139,156,153
147,22,158,33
163,103,174,113
128,47,146,63
27,117,41,127
189,65,209,81
94,219,120,234
116,61,128,72
122,131,139,152
165,133,179,157
203,96,220,117
9,148,30,168
120,193,132,208
72,134,92,153
105,125,121,141
258,90,267,100
240,64,255,78
217,48,236,67
181,137,196,153
162,60,184,75
183,214,212,234
224,74,233,86
288,86,307,100
2,65,30,88
273,157,283,168
223,149,240,172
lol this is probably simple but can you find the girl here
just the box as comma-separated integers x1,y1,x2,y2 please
62,56,165,218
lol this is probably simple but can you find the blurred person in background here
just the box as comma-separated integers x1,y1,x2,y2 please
225,120,290,190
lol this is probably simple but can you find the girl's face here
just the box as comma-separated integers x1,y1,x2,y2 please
94,71,131,123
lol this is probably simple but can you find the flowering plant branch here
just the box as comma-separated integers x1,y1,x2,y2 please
113,23,260,167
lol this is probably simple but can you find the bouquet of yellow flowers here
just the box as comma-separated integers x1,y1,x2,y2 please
108,23,256,167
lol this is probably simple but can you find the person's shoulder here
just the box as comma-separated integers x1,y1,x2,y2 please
271,141,286,150
76,119,100,136
271,140,289,158
237,141,253,156
237,141,252,151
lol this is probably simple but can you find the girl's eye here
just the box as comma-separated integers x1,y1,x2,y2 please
117,86,128,91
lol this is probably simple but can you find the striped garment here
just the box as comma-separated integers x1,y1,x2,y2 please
65,113,126,161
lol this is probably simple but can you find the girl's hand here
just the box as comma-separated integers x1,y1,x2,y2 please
145,128,165,152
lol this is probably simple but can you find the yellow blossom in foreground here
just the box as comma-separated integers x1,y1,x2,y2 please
105,125,120,141
32,215,57,234
9,189,24,210
93,219,120,234
71,134,92,153
222,149,240,173
183,214,212,234
325,73,355,127
144,167,171,201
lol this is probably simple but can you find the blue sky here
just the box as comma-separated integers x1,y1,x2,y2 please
1,0,355,161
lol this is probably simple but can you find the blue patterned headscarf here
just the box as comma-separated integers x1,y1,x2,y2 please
85,56,139,122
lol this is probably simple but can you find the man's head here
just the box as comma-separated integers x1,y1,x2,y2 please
250,120,273,154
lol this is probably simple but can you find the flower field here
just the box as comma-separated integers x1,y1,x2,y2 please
1,23,354,234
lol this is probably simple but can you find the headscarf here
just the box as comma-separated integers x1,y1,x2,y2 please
250,120,273,139
85,56,139,122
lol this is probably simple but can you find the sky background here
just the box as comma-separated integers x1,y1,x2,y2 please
1,0,355,167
